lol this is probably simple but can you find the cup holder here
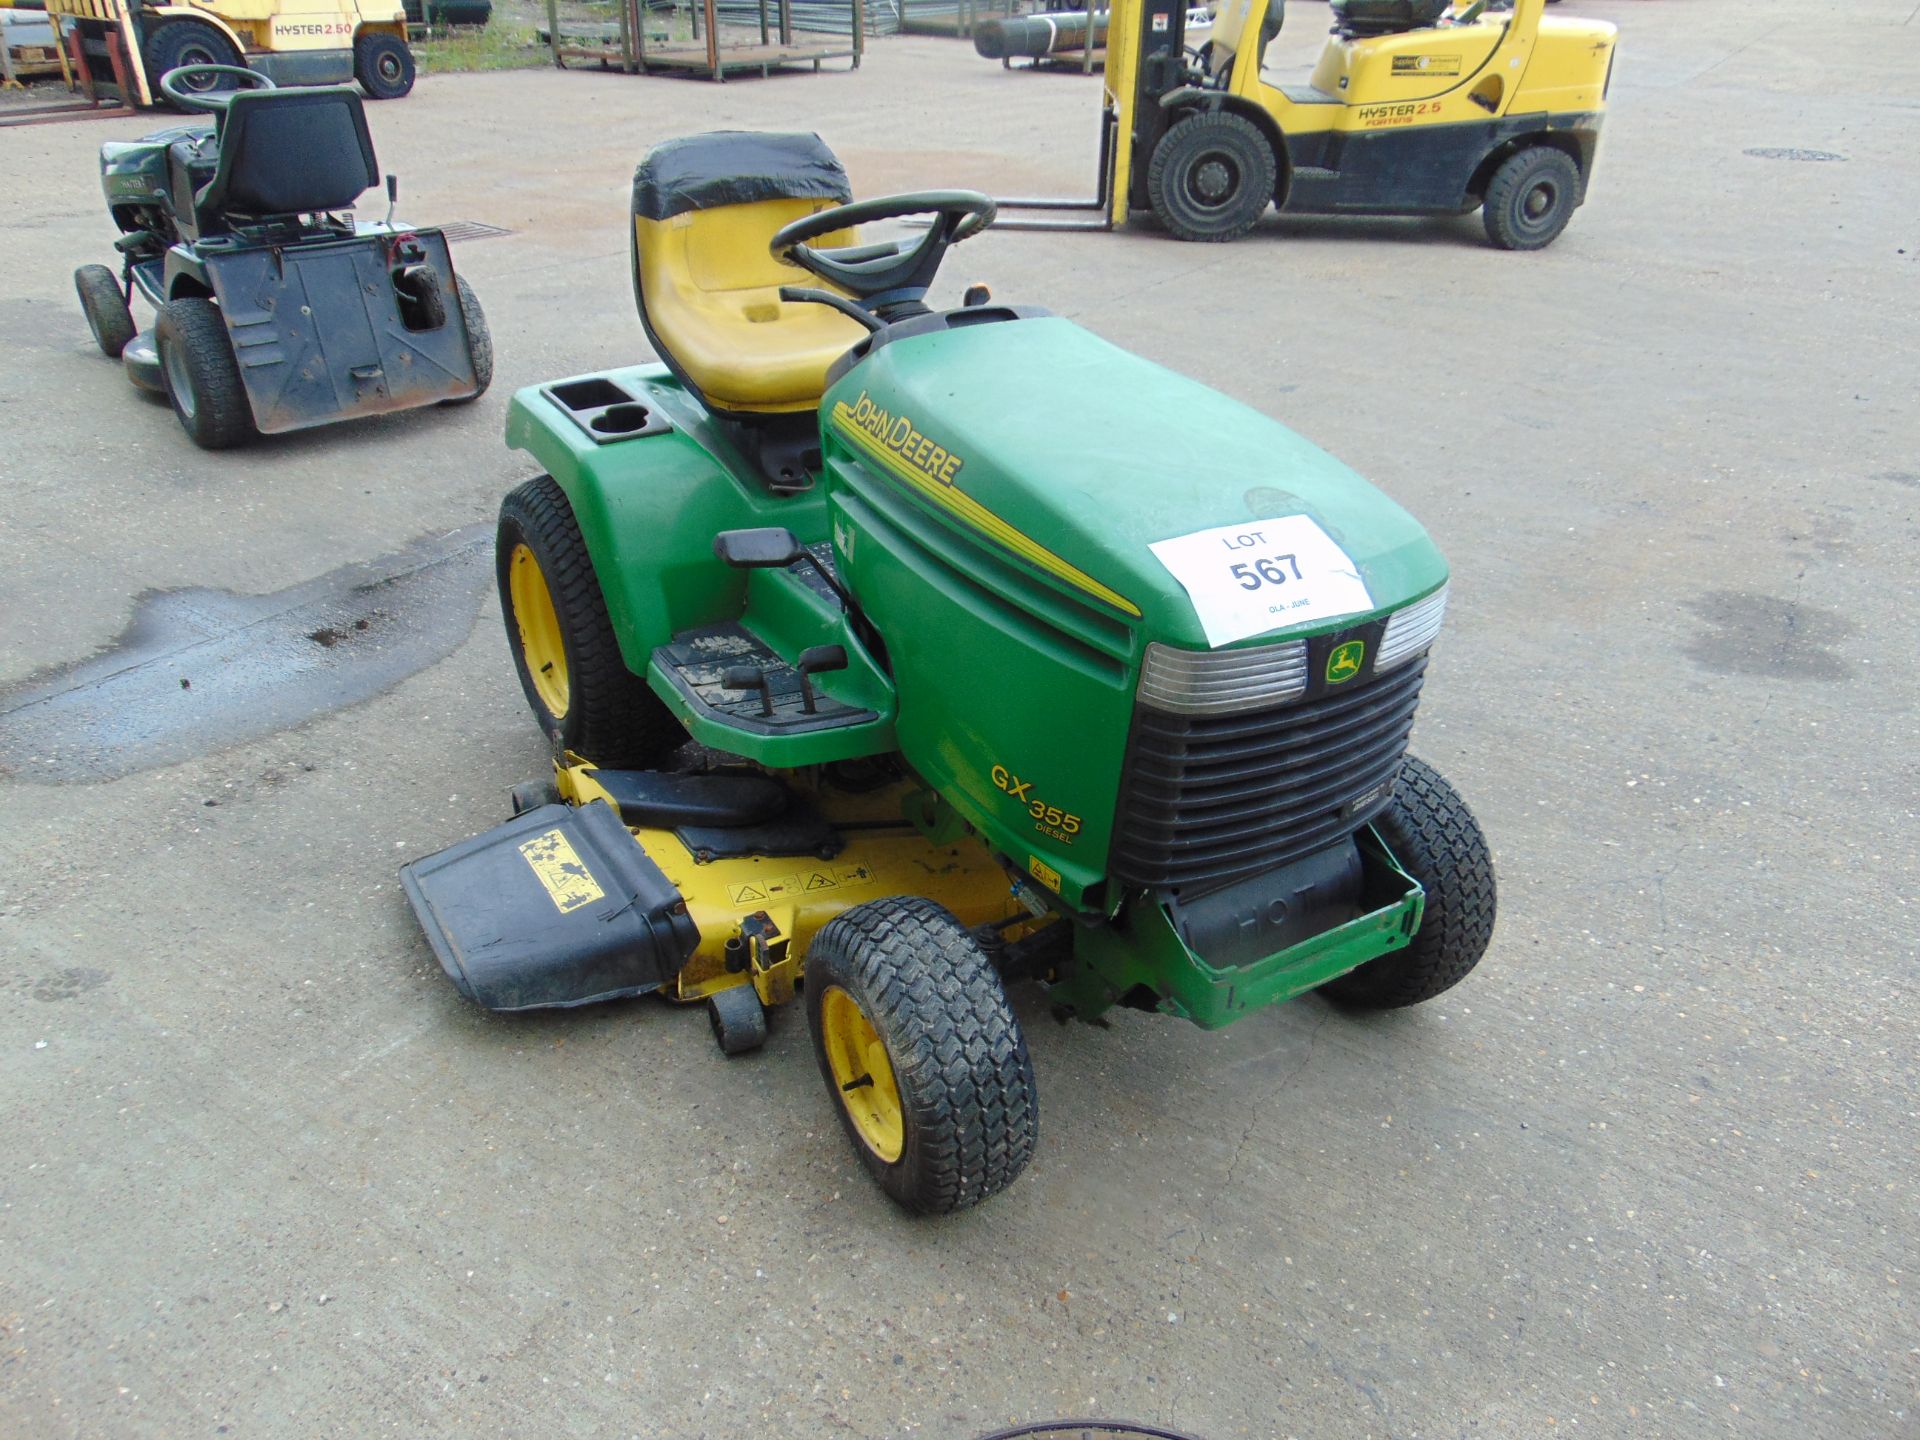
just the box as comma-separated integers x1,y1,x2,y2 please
591,403,654,436
542,376,674,444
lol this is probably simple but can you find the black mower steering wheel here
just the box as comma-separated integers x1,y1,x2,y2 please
770,191,996,315
158,63,274,114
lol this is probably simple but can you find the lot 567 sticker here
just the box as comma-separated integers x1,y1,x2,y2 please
1149,515,1373,648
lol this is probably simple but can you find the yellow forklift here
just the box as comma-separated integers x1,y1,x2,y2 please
1000,0,1617,248
24,0,413,113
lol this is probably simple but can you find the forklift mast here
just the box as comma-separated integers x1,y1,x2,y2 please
1115,0,1190,213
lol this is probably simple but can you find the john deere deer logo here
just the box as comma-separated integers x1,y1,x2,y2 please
1326,640,1365,684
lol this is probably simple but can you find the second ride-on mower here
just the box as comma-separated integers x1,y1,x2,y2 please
72,65,491,451
402,133,1496,1214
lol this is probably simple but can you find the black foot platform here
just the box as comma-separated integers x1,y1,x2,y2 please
653,623,876,737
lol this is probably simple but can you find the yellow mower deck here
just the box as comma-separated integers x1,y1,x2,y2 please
559,760,1023,1012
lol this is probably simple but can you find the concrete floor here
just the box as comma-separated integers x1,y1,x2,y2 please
2,2,1916,1436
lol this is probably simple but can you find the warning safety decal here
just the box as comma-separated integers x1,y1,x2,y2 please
728,864,874,908
518,829,606,915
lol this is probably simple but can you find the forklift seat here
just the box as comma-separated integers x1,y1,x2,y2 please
630,131,867,418
195,87,378,224
1329,0,1451,38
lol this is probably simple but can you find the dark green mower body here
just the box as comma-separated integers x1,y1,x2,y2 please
74,69,489,450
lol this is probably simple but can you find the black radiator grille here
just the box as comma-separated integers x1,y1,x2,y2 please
1110,657,1427,891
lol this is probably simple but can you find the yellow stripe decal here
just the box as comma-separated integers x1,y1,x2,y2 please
830,401,1141,618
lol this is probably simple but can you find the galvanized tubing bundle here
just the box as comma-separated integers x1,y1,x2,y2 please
711,0,900,33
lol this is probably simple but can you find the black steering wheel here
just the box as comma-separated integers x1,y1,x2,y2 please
769,191,996,313
158,63,275,114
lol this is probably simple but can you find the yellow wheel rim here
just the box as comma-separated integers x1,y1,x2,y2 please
508,543,569,718
820,986,904,1163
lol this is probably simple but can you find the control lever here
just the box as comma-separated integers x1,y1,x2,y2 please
722,665,773,717
795,645,848,714
385,174,398,226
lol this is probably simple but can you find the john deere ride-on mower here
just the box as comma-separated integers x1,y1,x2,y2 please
402,133,1495,1214
72,66,490,450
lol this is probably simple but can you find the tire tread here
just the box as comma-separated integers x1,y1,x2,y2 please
807,897,1037,1214
1322,755,1496,1009
496,475,681,765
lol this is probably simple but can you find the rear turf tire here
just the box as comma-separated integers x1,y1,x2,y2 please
75,264,135,358
448,275,492,401
1482,146,1581,251
354,31,416,100
804,897,1038,1214
154,297,256,450
1320,755,1496,1009
496,475,683,767
1146,111,1276,243
144,20,241,110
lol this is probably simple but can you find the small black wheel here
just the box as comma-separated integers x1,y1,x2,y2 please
394,263,448,331
707,984,768,1056
144,20,242,110
74,264,135,358
354,31,416,100
154,296,256,450
496,475,684,766
1146,111,1277,243
446,274,492,402
507,778,561,816
805,896,1038,1214
1481,145,1581,251
1320,755,1496,1009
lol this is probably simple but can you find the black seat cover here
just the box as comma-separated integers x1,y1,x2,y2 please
196,87,378,221
1330,0,1451,37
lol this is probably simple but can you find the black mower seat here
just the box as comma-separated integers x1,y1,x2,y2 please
1330,0,1450,37
630,131,867,418
196,86,377,224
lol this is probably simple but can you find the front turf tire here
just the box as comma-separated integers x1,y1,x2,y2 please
804,897,1038,1215
1146,111,1276,243
496,475,683,767
75,264,135,358
1319,755,1496,1010
354,31,416,99
1482,145,1582,251
154,297,256,450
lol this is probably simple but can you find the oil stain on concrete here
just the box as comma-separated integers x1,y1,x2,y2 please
0,526,491,783
1682,590,1857,682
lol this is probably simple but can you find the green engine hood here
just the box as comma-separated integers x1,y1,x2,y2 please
824,315,1447,650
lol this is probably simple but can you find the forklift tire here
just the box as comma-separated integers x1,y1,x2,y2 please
496,475,684,767
75,265,135,359
154,297,257,450
145,20,242,110
708,984,769,1056
1319,755,1496,1010
355,32,416,100
805,897,1038,1215
1146,111,1276,243
1481,146,1581,252
447,275,493,402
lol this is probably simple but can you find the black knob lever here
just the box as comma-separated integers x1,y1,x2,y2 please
795,645,848,715
722,665,773,717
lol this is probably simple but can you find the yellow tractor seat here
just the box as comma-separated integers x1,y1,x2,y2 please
631,132,868,418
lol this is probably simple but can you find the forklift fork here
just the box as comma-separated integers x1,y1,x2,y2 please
989,109,1119,233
